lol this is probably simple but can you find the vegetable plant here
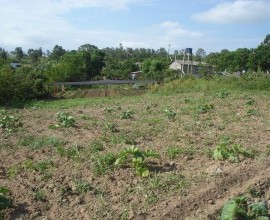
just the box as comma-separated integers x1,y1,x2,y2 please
115,146,160,177
0,110,22,135
0,187,12,210
51,112,75,128
196,104,214,114
221,195,269,220
212,139,255,162
216,90,229,98
121,110,134,119
163,108,176,121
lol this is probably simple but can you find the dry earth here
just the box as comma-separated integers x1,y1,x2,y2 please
1,90,270,219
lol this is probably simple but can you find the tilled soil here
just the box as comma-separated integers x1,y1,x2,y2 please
1,91,270,219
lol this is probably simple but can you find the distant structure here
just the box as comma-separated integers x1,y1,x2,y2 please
10,62,22,69
170,60,201,76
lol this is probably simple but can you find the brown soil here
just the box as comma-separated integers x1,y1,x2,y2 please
1,91,270,219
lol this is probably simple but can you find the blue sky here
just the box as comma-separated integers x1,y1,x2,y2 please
0,0,269,54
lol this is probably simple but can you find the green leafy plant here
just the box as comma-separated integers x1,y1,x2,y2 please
121,110,134,119
73,179,94,194
93,153,117,175
34,190,46,201
103,107,116,113
212,139,255,162
221,196,248,220
221,195,269,220
56,145,83,160
247,109,259,116
105,122,118,133
216,90,229,98
52,112,75,128
0,110,22,135
196,104,214,114
0,187,12,210
245,97,256,106
90,140,104,153
163,108,176,121
115,146,160,177
166,146,195,159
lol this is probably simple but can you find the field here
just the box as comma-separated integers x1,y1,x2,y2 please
1,77,270,219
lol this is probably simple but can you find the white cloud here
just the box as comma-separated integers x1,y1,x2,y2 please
192,0,270,24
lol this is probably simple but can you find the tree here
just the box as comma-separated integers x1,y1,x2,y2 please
194,48,206,63
261,34,270,46
0,48,8,60
27,47,43,64
11,47,24,61
49,45,66,61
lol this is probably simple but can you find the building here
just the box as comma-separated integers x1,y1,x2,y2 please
10,62,22,69
169,60,202,75
130,71,142,80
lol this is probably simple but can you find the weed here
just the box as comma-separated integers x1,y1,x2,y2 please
0,110,22,135
216,90,229,98
166,146,195,159
149,172,189,194
56,144,83,160
221,195,269,220
90,140,104,153
245,97,256,106
19,136,62,149
73,179,94,194
121,110,134,119
50,112,75,128
212,140,255,162
163,108,176,121
105,122,118,133
247,109,259,116
103,107,116,114
115,146,160,177
196,104,214,114
0,187,12,209
34,190,46,201
93,153,117,175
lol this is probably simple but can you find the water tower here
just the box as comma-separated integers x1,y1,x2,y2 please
182,48,193,75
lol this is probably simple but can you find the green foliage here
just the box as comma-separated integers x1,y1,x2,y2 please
54,112,75,127
121,110,134,119
221,196,269,220
56,145,83,160
216,90,229,98
19,136,62,149
0,187,12,210
34,190,46,201
221,196,248,220
196,104,214,114
212,139,255,162
166,146,195,159
115,146,160,177
73,179,94,194
247,109,259,116
93,153,117,175
245,97,256,106
105,122,118,133
163,108,176,121
90,140,104,153
0,110,22,135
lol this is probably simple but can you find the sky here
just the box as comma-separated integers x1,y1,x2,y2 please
0,0,269,54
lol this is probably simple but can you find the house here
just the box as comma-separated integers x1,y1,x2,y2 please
130,71,142,80
169,60,202,75
10,62,22,69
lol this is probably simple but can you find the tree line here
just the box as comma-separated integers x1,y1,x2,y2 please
0,34,269,104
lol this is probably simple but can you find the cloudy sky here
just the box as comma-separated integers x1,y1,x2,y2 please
0,0,269,53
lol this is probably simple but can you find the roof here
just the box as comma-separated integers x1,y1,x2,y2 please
171,60,204,66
